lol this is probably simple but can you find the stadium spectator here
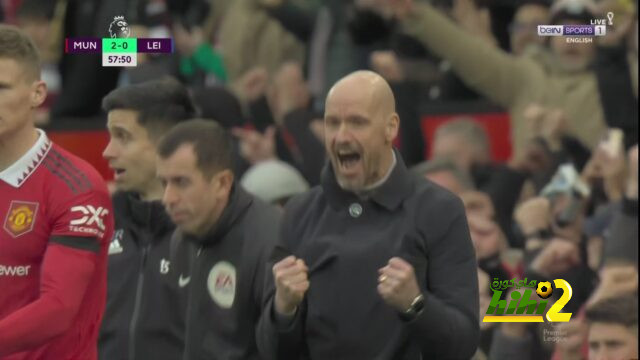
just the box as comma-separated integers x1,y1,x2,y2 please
602,145,638,266
460,190,496,220
468,214,510,283
593,0,638,149
588,264,638,309
240,159,310,207
117,25,181,87
586,293,638,360
232,62,325,185
581,131,628,210
389,0,608,158
517,195,598,315
410,157,475,195
172,22,228,86
431,117,491,174
508,0,551,55
261,0,414,108
430,118,533,243
203,0,307,83
191,86,245,129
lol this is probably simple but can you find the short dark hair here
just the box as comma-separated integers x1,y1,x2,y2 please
102,77,197,139
586,293,638,329
435,117,490,156
0,24,40,80
157,119,234,178
410,158,475,191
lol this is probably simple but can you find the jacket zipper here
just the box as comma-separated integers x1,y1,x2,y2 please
128,243,150,360
184,245,204,356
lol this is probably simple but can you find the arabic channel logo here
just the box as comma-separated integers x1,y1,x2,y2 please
483,278,573,323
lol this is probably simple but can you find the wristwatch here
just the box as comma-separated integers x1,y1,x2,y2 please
402,293,425,320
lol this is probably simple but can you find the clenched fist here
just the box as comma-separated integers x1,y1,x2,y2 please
377,257,421,312
273,256,309,315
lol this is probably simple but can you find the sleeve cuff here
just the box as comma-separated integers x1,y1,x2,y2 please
270,298,303,333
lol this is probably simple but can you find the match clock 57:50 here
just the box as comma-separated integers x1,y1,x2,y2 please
108,55,132,64
102,53,137,67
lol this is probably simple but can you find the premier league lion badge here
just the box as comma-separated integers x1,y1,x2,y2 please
108,16,130,38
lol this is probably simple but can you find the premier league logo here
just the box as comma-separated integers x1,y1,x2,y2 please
108,16,131,38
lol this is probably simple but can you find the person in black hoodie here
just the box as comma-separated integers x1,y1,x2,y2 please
156,119,281,360
99,77,196,360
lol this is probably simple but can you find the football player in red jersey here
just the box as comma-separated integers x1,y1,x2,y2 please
0,25,114,359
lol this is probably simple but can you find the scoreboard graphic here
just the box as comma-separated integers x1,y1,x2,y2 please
64,37,173,67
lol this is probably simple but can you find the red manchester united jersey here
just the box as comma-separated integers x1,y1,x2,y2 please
0,130,113,359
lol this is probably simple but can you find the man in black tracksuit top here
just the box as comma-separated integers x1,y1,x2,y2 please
100,192,186,359
157,119,281,360
99,78,196,360
257,71,479,359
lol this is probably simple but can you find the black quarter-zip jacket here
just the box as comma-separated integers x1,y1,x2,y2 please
99,192,187,360
257,149,480,360
174,185,281,360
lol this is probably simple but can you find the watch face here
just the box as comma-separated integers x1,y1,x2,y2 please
407,294,425,315
400,294,425,321
414,297,425,312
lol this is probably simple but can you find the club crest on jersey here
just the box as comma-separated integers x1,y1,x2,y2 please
207,261,236,309
3,201,38,238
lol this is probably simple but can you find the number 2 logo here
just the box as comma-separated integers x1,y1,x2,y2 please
546,279,573,322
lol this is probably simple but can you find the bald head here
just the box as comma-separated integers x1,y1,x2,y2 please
323,71,400,193
326,70,396,120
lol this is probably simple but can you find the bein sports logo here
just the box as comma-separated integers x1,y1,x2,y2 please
69,205,109,237
536,10,614,37
537,24,607,37
483,278,573,323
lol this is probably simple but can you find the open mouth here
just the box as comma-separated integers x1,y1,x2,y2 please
336,150,361,171
112,168,126,179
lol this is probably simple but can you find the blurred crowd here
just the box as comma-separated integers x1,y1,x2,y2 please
2,0,638,358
